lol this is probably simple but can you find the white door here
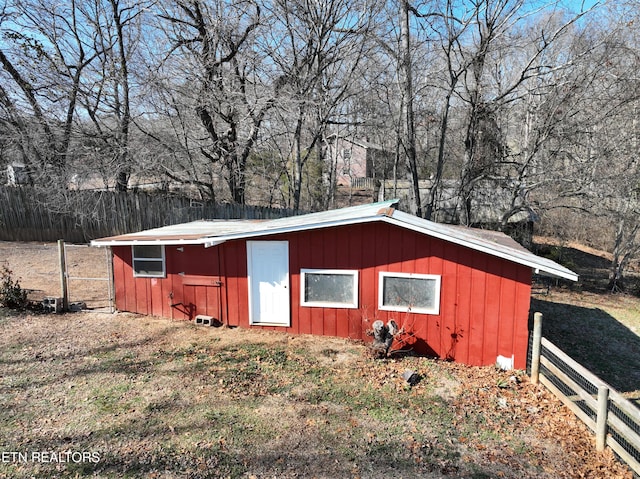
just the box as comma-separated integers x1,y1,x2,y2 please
247,241,290,326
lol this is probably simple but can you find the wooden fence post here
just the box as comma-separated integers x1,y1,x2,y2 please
107,247,115,314
596,385,609,451
530,312,543,385
57,239,69,312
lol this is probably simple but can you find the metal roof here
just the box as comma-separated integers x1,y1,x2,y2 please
92,219,263,244
91,199,578,281
91,200,397,246
381,211,578,281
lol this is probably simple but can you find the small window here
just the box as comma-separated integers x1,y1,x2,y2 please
301,269,358,308
132,245,165,278
378,272,440,315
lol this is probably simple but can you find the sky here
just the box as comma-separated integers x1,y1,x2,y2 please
557,0,602,14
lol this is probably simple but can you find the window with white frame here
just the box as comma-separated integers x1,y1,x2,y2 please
378,272,440,315
301,269,358,308
132,245,165,278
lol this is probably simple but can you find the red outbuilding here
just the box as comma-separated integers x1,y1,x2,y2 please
92,200,577,369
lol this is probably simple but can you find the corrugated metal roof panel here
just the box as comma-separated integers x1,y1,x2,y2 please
91,220,258,245
91,199,577,281
383,211,578,281
91,200,399,246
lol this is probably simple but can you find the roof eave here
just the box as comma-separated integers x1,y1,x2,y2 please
203,215,384,248
535,268,579,282
381,215,579,282
90,238,211,247
88,199,578,282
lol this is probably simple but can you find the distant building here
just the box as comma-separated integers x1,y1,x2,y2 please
6,162,30,186
326,136,393,188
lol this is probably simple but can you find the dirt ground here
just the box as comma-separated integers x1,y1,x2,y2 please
0,241,111,308
0,310,633,478
0,240,638,478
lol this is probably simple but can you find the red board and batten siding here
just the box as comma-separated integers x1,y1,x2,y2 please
113,245,222,321
111,221,532,368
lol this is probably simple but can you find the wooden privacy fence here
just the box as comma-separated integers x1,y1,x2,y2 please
530,313,640,476
0,186,299,243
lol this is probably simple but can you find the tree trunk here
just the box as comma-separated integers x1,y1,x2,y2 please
0,49,62,172
292,115,304,210
110,0,131,193
608,218,640,292
425,89,453,221
400,0,422,217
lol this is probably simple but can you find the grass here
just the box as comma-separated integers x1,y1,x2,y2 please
531,239,640,398
0,314,455,478
532,292,640,398
0,311,633,478
1,239,636,477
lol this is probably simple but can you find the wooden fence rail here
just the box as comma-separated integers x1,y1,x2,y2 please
530,313,640,476
0,186,299,243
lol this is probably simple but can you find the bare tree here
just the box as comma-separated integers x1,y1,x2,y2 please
264,0,373,210
518,1,640,289
0,0,105,181
584,3,640,290
398,0,422,216
107,0,134,191
423,0,473,220
368,0,433,216
608,201,640,292
0,0,152,194
76,0,150,192
437,0,590,226
159,0,276,205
